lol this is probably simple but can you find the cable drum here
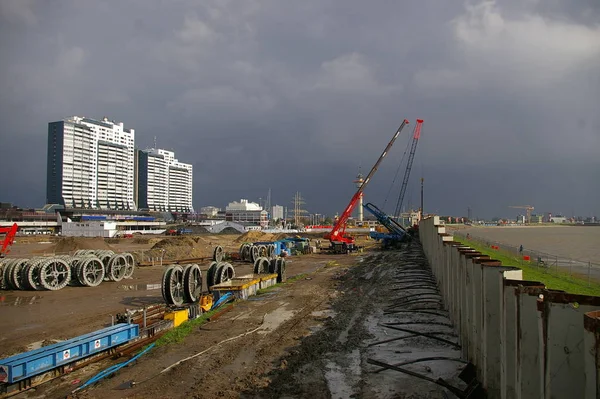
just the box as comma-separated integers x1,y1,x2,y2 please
240,243,250,261
269,258,277,273
164,265,185,306
258,245,267,258
107,254,127,282
276,258,286,283
39,258,71,291
183,264,202,303
2,259,18,289
25,258,46,290
250,245,259,263
0,258,8,290
76,255,105,287
215,262,235,285
213,246,224,262
122,253,135,279
206,261,219,291
253,257,270,274
161,265,179,304
10,259,29,290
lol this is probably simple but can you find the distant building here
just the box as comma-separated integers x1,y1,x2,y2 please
200,206,221,217
136,149,193,212
271,205,284,221
226,199,268,228
530,214,543,224
47,116,136,210
550,216,567,224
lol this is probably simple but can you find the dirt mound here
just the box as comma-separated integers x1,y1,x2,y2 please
144,236,212,260
234,231,276,243
51,237,114,254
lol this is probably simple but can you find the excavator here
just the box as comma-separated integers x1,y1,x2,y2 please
324,119,410,253
0,223,18,258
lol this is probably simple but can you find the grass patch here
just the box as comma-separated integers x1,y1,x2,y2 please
155,304,233,347
455,237,600,296
256,273,308,295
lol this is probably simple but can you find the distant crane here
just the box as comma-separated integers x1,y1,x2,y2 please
509,205,535,224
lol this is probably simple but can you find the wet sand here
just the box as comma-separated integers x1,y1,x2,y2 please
461,226,599,264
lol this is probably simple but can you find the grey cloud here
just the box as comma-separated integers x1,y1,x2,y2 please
0,0,598,218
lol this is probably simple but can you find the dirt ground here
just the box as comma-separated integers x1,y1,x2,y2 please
3,235,466,399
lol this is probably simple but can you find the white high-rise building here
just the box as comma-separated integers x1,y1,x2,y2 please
47,116,136,210
137,149,193,212
271,205,284,221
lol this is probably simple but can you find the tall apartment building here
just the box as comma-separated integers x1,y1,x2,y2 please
47,116,136,210
137,149,193,212
271,205,284,221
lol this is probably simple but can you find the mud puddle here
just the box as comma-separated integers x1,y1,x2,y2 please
0,295,41,306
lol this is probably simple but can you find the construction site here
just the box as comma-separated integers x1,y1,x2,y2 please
1,119,599,399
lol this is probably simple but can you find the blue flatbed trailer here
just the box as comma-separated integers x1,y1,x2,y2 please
0,323,139,384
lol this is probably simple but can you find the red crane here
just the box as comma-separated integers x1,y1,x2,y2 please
0,223,18,257
325,119,410,253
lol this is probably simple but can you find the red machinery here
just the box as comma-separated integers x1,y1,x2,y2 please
325,119,410,253
0,223,18,257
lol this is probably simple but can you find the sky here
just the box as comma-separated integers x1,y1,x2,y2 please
0,0,599,219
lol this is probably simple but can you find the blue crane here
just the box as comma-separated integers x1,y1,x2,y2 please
394,119,424,220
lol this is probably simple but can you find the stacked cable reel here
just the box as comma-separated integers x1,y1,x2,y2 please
161,246,234,306
0,250,136,291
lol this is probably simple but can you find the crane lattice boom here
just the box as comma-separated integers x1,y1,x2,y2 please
394,119,424,219
325,119,410,248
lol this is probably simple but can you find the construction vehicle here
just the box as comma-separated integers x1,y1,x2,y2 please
363,119,424,248
1,223,18,258
324,119,410,253
363,202,408,248
393,119,424,219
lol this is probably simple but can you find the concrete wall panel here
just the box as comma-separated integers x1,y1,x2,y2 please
418,216,600,399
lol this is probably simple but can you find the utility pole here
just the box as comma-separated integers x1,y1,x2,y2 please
420,177,424,220
468,206,472,221
292,192,307,226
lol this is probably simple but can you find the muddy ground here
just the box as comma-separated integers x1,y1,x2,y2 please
4,236,466,399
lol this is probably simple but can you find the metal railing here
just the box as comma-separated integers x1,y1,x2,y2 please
453,231,600,285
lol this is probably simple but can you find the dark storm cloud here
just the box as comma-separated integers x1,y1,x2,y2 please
0,0,598,218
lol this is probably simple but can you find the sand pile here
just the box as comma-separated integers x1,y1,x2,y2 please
234,231,275,243
145,237,212,260
233,231,301,243
52,237,114,254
